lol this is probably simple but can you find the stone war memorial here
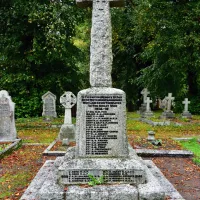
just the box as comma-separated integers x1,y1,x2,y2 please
0,90,17,141
21,0,183,199
42,91,57,119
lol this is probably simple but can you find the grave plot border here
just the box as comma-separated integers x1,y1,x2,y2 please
0,139,22,159
43,139,66,156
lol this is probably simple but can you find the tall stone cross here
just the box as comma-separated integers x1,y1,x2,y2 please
141,88,150,103
77,0,124,87
182,98,190,112
60,92,76,124
145,97,152,112
166,93,175,111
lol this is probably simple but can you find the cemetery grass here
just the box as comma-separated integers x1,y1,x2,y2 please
0,112,200,199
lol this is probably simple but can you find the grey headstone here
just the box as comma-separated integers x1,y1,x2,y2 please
42,91,57,118
0,90,17,141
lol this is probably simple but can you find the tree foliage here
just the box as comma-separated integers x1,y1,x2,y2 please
0,0,86,117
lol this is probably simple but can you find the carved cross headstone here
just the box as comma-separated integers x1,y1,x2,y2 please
141,88,150,104
182,98,190,112
60,91,76,124
0,90,17,141
165,93,175,111
42,91,57,118
145,97,152,112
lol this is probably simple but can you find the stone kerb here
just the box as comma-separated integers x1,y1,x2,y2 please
0,90,17,141
42,91,57,118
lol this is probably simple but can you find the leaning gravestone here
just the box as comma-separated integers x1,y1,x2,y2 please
42,91,57,119
139,88,150,114
0,90,17,141
161,93,175,118
59,91,76,141
142,97,153,118
182,98,192,118
20,0,180,199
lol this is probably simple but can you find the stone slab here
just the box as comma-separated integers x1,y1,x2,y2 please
136,149,193,157
139,118,170,126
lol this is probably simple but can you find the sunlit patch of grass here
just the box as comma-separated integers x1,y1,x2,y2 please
18,128,58,143
180,138,200,165
127,112,140,118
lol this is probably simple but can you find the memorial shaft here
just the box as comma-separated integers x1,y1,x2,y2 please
90,0,112,87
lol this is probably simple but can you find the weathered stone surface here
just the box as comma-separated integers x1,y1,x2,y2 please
161,93,175,119
66,185,138,200
182,98,192,118
76,0,124,9
89,0,112,87
160,110,175,119
0,90,17,141
20,156,184,200
42,91,57,118
144,160,184,199
147,131,155,141
75,87,128,158
58,147,146,185
59,124,75,141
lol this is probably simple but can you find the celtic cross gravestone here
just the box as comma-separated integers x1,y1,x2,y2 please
59,91,76,141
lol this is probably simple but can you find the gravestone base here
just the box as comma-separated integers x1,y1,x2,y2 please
181,111,192,119
141,111,153,118
59,124,75,141
160,111,175,119
21,147,170,200
58,147,146,186
138,103,146,114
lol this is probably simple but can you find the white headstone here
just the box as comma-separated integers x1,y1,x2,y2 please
42,91,57,118
0,90,17,141
182,98,190,112
145,97,152,112
165,93,175,111
182,98,192,118
141,88,150,104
